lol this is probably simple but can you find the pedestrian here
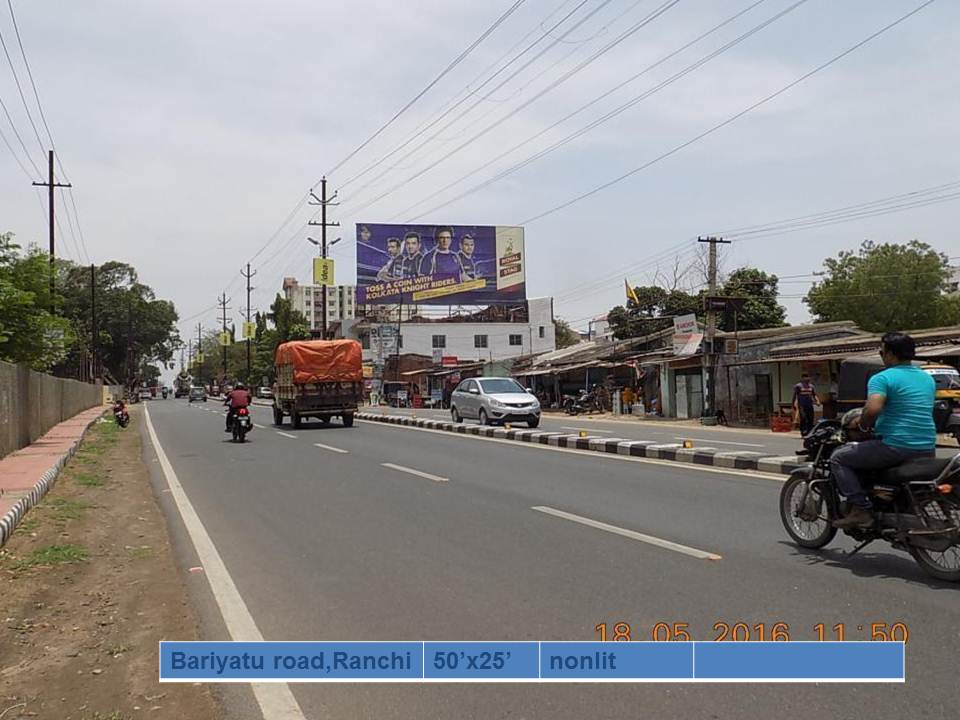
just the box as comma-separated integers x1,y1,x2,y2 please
622,386,635,414
792,372,820,435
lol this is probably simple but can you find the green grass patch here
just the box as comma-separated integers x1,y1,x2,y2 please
126,546,154,559
16,515,40,533
46,497,92,521
15,543,88,568
74,471,104,487
86,712,128,720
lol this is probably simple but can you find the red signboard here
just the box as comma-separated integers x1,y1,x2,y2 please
441,356,458,367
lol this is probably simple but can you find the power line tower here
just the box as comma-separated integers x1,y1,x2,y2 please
308,177,340,340
32,149,71,308
697,236,731,416
217,293,231,379
241,264,256,381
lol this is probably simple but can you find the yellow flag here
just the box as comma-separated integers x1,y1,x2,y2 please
625,279,640,305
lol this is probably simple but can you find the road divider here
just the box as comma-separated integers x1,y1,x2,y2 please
355,412,806,476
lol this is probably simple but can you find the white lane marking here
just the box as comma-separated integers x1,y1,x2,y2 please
276,431,297,439
357,420,784,482
381,462,448,483
561,426,612,434
314,442,349,454
673,436,765,448
143,406,306,718
532,505,722,561
253,423,266,429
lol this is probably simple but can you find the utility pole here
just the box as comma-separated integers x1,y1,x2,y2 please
241,264,256,381
32,150,71,309
196,322,203,386
217,293,231,380
697,236,731,416
90,264,98,382
308,177,340,340
394,292,404,381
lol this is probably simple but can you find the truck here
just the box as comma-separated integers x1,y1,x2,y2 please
174,371,192,398
272,339,363,428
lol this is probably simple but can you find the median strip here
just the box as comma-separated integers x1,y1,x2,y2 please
355,413,806,476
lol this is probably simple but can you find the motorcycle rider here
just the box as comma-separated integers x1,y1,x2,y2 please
831,332,937,529
224,382,253,432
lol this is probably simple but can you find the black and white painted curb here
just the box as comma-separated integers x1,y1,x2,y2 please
0,411,105,548
355,412,808,477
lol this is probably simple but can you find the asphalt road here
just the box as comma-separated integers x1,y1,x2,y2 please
144,398,960,720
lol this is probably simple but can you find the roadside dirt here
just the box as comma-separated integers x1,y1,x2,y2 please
0,407,221,720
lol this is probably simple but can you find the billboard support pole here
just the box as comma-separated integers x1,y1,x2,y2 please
394,292,403,381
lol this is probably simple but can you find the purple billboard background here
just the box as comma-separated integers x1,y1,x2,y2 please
355,223,526,305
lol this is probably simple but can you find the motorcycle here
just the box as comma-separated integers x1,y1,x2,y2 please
113,406,130,428
563,387,602,416
226,406,253,443
779,418,960,582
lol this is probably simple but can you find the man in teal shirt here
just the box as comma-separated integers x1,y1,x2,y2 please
831,332,936,529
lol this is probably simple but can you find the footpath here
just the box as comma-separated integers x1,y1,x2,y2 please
0,406,219,719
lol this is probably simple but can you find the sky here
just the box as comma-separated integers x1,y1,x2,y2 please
1,0,958,344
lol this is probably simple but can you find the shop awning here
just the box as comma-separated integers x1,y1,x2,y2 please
725,350,876,367
916,343,960,357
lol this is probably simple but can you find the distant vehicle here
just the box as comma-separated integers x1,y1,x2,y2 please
257,386,273,399
273,339,363,428
161,386,169,399
174,371,192,398
450,377,540,428
188,386,208,403
138,389,152,401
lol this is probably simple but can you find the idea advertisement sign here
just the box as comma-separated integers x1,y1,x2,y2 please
355,223,525,305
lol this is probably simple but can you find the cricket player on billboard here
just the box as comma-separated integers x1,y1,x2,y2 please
356,223,525,305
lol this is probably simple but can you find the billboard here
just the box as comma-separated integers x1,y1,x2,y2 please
356,223,525,305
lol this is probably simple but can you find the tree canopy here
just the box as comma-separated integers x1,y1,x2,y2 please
553,318,580,349
607,266,787,340
804,240,960,332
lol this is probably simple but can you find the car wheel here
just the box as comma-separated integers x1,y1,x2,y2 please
527,417,540,429
478,409,488,426
452,407,462,423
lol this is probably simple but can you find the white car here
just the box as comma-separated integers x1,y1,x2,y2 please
258,386,274,399
450,377,540,428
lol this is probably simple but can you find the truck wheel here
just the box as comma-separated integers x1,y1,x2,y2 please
342,413,354,428
291,411,302,429
273,407,283,426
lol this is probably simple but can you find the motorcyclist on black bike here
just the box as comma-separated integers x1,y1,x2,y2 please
830,332,936,530
224,382,252,432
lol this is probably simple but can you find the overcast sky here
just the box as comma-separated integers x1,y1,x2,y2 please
2,0,957,339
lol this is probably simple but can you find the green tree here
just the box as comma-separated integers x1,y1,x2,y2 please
553,318,580,348
805,240,960,332
607,286,700,340
55,260,179,386
719,267,787,331
0,233,72,370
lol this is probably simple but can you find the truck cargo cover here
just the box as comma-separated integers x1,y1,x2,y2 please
275,340,363,384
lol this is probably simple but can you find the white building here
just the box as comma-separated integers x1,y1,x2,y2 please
355,297,556,365
283,278,356,331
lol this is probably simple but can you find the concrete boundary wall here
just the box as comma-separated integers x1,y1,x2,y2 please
0,359,104,459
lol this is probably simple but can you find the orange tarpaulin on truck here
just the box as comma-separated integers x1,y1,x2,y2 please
274,340,363,384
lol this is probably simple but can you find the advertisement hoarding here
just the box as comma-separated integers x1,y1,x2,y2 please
313,257,335,286
356,223,525,305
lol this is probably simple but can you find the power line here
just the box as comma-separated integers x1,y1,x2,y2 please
0,90,39,175
345,0,683,218
397,0,793,222
325,0,528,180
518,0,937,226
342,0,679,217
334,0,604,196
0,19,43,154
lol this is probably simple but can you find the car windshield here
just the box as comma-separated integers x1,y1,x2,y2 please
479,379,525,394
926,368,960,390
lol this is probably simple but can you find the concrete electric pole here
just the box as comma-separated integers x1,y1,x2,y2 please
697,236,730,416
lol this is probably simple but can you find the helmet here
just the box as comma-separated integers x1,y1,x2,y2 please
841,408,872,442
236,382,246,390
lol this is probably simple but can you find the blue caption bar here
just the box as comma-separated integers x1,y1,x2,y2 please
159,641,904,682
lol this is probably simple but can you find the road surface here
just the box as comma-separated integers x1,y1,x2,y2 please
143,398,960,719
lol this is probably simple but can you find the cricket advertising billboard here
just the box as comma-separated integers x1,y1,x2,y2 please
356,223,526,305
